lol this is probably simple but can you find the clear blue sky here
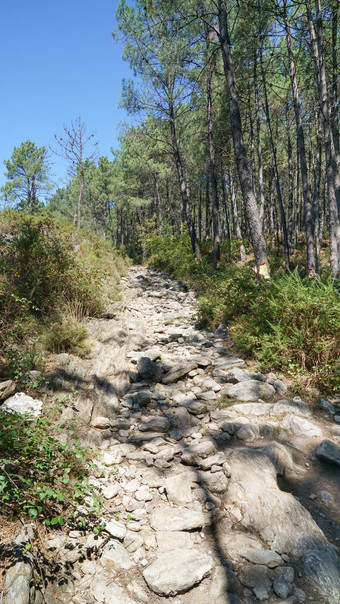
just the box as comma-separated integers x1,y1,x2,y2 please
0,0,135,194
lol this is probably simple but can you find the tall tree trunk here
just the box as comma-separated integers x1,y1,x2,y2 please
260,48,290,272
306,0,340,278
207,60,220,268
284,1,315,276
221,177,231,242
229,172,246,262
218,0,269,277
254,57,265,227
168,99,201,261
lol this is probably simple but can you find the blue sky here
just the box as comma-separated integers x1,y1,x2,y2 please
0,0,135,194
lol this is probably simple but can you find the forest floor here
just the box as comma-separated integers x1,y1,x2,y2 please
2,265,340,604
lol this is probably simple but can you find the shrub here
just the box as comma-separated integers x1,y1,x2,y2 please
231,271,340,392
0,408,101,526
0,210,128,376
45,315,90,356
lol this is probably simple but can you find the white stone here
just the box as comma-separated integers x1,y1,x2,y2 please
143,549,213,596
2,392,43,416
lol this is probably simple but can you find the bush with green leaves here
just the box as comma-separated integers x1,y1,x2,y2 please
0,408,101,527
0,210,128,372
230,271,340,392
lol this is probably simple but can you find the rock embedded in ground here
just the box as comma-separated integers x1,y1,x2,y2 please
162,362,198,384
4,561,32,604
282,414,322,437
315,439,340,466
150,506,204,531
143,548,213,596
1,392,43,416
226,380,275,401
101,541,133,570
165,472,193,505
137,356,163,382
239,548,284,568
91,575,137,604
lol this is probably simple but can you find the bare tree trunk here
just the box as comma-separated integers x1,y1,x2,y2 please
221,177,231,242
254,57,265,227
284,1,315,276
229,172,246,262
168,99,201,261
218,0,269,277
307,0,340,278
260,48,290,272
207,61,220,268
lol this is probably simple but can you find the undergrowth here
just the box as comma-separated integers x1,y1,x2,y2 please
0,210,128,378
0,404,102,528
144,223,340,394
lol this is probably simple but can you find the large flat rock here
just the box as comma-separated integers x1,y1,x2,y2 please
150,506,204,531
226,380,275,401
143,549,213,595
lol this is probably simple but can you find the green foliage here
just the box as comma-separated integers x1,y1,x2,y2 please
0,408,101,526
230,271,340,392
45,315,90,355
0,210,128,378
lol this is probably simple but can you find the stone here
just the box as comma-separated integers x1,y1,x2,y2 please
156,531,195,551
0,379,16,401
104,519,127,540
232,402,273,417
131,391,152,406
150,506,204,531
103,484,121,499
226,380,275,401
135,485,153,502
2,392,43,416
137,357,163,382
101,541,132,570
238,564,272,591
181,440,216,465
318,490,335,507
139,417,170,432
92,416,112,429
91,576,137,604
201,471,229,494
215,356,246,370
239,548,283,568
4,561,31,604
165,472,193,505
143,549,213,596
162,362,198,384
273,576,293,599
319,398,336,414
124,531,144,553
225,448,326,557
198,452,226,470
273,379,288,395
236,424,260,441
271,399,311,418
316,439,340,466
199,390,217,401
183,400,207,415
282,414,322,437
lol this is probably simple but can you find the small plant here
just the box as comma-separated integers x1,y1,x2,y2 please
0,409,102,527
45,315,90,355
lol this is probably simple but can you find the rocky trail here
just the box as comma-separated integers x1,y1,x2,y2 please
2,266,340,604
